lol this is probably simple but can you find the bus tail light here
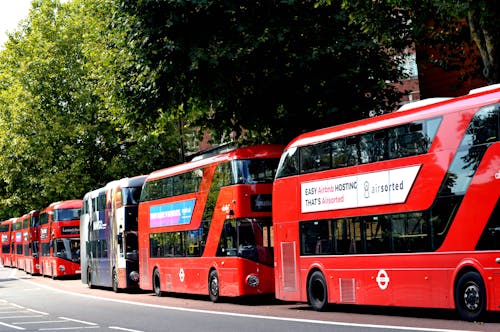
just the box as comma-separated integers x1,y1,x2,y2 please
129,271,140,282
246,274,259,288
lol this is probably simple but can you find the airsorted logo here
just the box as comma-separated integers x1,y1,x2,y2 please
301,165,420,213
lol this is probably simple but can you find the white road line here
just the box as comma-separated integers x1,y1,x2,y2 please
109,327,145,332
13,320,68,325
59,317,98,326
39,327,100,331
10,304,24,309
26,308,48,315
0,315,45,319
0,321,25,330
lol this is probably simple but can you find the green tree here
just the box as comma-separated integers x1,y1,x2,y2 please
335,0,500,84
0,0,182,218
116,0,406,145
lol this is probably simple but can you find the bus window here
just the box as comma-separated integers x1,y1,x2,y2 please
276,147,298,178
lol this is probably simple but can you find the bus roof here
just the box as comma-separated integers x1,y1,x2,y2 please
146,144,284,182
48,199,83,210
83,175,148,200
116,175,147,188
285,84,500,149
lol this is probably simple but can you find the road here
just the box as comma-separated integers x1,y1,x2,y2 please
1,267,499,331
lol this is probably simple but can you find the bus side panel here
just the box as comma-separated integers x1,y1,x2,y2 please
273,176,301,302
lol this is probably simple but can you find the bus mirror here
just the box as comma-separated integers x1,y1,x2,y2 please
49,240,54,248
117,234,123,245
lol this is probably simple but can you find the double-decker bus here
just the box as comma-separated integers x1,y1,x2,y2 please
138,144,283,301
12,217,24,269
0,218,14,267
39,200,82,278
19,210,40,275
81,175,146,292
272,84,500,321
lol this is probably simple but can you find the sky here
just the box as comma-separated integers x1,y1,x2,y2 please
0,0,32,47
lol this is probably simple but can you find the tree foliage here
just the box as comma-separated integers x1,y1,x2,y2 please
0,0,408,218
335,0,500,84
116,0,405,145
0,0,180,218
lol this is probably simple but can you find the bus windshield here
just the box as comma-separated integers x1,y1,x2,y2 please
54,238,80,263
54,208,81,221
234,159,279,184
122,187,142,205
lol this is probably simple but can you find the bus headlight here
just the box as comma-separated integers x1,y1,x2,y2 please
58,265,65,272
246,274,259,288
129,271,140,282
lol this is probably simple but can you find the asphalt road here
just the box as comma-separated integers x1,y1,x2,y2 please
1,267,499,332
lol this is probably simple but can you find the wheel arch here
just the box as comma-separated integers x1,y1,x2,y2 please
452,258,488,306
305,265,329,304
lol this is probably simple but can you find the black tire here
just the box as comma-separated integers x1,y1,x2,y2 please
87,269,93,289
308,271,328,311
112,269,120,293
153,269,162,297
454,271,486,322
208,270,220,303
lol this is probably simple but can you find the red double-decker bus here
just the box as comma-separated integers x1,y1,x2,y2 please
12,217,24,269
0,218,15,267
138,144,283,301
272,84,500,321
18,210,40,275
39,200,82,278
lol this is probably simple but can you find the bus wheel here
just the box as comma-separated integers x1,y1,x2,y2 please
308,271,328,311
112,269,120,293
153,269,162,297
87,269,93,289
208,270,220,303
455,271,486,321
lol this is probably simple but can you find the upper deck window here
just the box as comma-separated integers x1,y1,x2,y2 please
276,117,441,178
141,169,204,202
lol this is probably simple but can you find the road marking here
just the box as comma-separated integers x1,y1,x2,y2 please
10,304,24,309
109,327,145,332
0,321,25,330
0,315,45,319
39,327,99,330
13,320,68,325
26,308,49,315
59,317,98,326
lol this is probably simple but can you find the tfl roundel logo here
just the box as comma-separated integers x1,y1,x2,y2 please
376,269,390,290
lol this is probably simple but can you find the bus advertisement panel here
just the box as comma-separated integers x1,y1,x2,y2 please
138,144,283,301
81,175,146,292
272,84,500,321
39,200,82,278
0,219,14,267
19,210,40,275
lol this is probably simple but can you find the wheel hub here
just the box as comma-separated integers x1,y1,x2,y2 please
463,284,480,311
